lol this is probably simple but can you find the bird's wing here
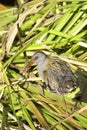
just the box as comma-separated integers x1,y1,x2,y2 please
43,57,77,94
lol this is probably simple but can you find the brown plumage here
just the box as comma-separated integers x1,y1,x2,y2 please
27,51,77,95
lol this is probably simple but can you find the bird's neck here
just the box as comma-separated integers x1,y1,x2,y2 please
37,58,49,78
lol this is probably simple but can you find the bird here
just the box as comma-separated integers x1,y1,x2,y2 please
25,51,77,95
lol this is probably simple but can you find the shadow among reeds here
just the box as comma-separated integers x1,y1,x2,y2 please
73,68,87,103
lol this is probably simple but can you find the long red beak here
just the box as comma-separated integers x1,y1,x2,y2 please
22,60,35,73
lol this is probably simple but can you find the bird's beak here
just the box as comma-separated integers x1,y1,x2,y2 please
25,60,34,71
21,60,35,73
25,60,34,70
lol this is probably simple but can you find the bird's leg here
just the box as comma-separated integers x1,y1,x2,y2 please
71,93,82,113
37,81,45,95
62,95,69,116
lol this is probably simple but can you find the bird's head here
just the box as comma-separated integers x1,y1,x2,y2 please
24,51,48,72
31,51,48,65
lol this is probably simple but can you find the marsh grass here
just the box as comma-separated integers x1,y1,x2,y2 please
0,0,87,130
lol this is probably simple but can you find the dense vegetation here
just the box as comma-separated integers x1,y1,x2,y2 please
0,0,87,130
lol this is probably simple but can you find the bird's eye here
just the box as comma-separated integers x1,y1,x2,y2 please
34,56,38,60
